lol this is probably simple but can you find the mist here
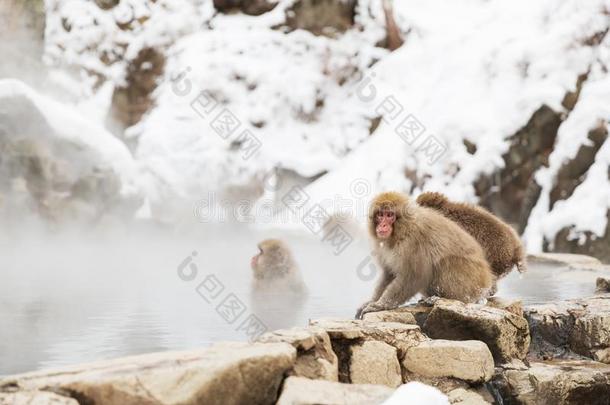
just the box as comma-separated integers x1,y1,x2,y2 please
2,217,607,376
0,221,377,375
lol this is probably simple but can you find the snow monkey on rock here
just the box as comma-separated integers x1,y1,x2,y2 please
416,191,526,294
356,191,493,319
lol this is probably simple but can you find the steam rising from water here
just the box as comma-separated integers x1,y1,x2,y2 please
0,222,373,375
0,1,46,87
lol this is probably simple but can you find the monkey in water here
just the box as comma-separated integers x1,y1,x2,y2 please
356,191,493,319
250,239,307,330
251,239,307,294
416,192,526,293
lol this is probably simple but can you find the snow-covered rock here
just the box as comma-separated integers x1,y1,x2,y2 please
0,79,141,222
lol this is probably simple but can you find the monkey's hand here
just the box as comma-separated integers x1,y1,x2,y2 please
358,301,392,318
355,301,373,319
418,295,441,306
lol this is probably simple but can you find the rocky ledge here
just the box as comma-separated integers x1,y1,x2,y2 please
2,258,610,404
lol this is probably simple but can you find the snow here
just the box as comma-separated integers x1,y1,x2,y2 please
32,0,610,247
524,47,610,251
0,78,140,196
382,382,449,405
303,0,610,246
44,0,200,84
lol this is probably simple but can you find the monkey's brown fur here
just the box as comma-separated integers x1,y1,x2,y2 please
416,192,526,280
251,239,307,294
357,192,493,318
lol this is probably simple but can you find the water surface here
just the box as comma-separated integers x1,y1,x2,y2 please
1,225,607,375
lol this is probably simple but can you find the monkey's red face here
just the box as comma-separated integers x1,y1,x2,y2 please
375,209,396,239
251,247,262,270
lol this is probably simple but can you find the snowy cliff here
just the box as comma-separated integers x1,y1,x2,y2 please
4,0,609,257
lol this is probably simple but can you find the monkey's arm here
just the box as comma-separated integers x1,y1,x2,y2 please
355,270,394,319
371,270,394,301
360,270,424,316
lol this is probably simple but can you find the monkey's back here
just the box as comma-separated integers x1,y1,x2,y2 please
413,206,487,259
436,202,524,277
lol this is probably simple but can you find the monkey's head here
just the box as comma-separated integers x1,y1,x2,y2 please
368,191,411,243
251,239,293,280
416,191,448,209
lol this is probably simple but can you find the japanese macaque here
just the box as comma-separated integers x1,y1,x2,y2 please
356,192,493,319
250,239,307,330
251,239,307,294
416,192,526,289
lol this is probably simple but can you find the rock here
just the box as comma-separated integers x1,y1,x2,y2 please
553,213,610,264
447,388,493,405
380,0,404,51
597,278,610,293
0,343,295,405
0,79,141,224
310,318,366,339
423,299,530,363
309,319,427,357
107,47,165,135
0,390,79,405
213,0,278,16
525,299,583,360
494,360,610,405
487,297,523,317
475,105,562,231
349,341,402,387
570,297,610,363
403,340,494,384
283,0,357,37
526,295,610,363
549,122,607,209
363,305,433,328
561,72,588,111
276,376,393,405
362,308,417,325
257,326,338,381
94,0,120,9
402,304,436,327
527,253,602,269
310,319,426,383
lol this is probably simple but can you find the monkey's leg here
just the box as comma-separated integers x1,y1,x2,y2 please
435,256,492,303
356,270,394,319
